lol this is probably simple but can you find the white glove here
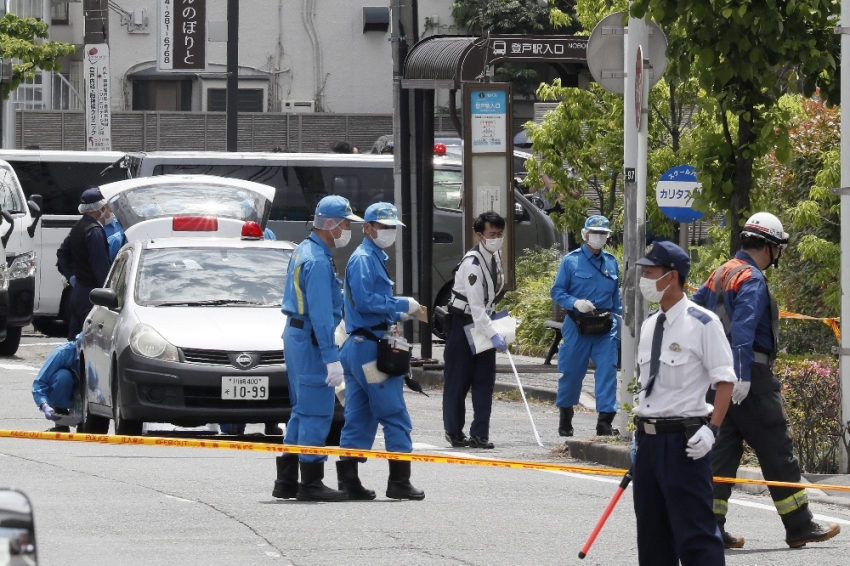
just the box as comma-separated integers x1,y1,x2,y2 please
325,361,344,388
399,312,413,322
731,379,751,404
406,297,422,315
574,299,595,313
686,425,715,460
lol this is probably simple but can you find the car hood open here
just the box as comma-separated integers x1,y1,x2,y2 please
135,306,286,352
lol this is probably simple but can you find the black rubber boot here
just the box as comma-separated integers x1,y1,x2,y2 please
558,406,574,437
596,412,620,436
785,520,840,548
386,460,425,500
296,461,349,502
336,459,376,500
272,454,299,499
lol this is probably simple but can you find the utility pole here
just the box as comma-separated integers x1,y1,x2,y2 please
226,0,239,151
838,0,850,473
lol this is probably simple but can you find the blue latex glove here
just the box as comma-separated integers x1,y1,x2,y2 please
41,404,58,421
69,275,76,288
491,334,508,352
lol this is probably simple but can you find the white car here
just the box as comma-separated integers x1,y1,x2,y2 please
80,235,297,435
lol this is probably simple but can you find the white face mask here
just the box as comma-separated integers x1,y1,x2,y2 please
588,233,608,250
333,229,352,248
482,237,504,253
99,210,114,226
639,272,671,302
372,228,397,249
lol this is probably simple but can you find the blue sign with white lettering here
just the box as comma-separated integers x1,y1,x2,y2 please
655,165,705,223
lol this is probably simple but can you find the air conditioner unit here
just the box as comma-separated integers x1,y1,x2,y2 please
283,100,315,113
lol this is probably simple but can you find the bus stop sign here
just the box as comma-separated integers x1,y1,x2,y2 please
655,165,705,223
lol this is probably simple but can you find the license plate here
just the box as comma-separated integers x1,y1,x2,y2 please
221,376,269,400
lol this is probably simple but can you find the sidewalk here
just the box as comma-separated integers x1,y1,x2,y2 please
412,342,850,509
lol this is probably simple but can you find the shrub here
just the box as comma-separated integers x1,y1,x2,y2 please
498,246,562,356
774,355,845,474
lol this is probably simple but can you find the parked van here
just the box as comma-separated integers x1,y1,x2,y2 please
0,159,42,353
0,150,128,338
124,151,561,330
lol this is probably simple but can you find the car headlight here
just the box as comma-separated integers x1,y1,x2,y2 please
129,323,179,362
8,251,37,280
0,263,8,292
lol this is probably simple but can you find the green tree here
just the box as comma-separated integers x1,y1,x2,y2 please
630,0,840,254
0,13,76,98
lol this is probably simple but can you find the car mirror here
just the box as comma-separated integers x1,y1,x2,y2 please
0,489,38,564
90,288,119,310
27,196,42,238
1,209,13,248
514,202,529,222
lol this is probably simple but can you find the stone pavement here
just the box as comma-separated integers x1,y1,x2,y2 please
411,342,850,508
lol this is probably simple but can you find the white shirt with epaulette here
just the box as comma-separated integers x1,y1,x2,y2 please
449,244,504,339
635,296,736,418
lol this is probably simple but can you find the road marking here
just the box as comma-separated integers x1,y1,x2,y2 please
164,494,194,503
17,342,65,347
0,363,39,371
728,499,850,524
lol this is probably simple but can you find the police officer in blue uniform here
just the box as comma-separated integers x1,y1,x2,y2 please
692,212,840,548
56,188,113,341
633,241,736,566
336,202,425,500
550,215,622,436
32,338,80,433
272,195,361,502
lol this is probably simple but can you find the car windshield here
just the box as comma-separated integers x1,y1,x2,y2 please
0,165,24,214
135,247,291,307
109,183,270,229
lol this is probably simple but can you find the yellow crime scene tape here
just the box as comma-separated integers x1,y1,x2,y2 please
3,428,850,494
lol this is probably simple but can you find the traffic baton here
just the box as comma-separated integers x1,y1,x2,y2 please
578,467,633,559
506,349,543,447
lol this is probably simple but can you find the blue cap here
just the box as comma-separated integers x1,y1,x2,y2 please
364,202,405,226
584,214,612,232
78,187,107,213
636,241,691,281
314,195,363,221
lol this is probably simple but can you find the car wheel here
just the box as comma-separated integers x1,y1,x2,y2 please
431,283,453,340
79,364,110,434
112,373,143,436
0,326,22,356
325,418,344,446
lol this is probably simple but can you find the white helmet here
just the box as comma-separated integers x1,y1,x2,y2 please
741,212,789,247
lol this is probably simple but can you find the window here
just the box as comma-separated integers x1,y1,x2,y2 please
51,2,69,25
107,252,132,310
0,166,24,214
207,89,264,112
433,169,463,210
11,161,127,215
133,81,193,111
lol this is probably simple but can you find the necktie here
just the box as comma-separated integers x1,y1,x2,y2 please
644,312,666,397
490,256,499,286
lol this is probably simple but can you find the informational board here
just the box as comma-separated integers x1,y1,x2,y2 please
463,82,515,290
656,165,705,223
159,0,207,71
84,44,111,151
470,89,508,153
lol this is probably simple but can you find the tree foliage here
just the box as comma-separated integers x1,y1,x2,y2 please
0,13,76,99
629,0,840,254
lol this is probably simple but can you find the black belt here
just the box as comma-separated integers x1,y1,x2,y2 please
447,306,473,323
634,416,708,435
350,323,390,344
288,318,318,345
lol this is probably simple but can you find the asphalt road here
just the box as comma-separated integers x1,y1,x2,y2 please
2,335,850,566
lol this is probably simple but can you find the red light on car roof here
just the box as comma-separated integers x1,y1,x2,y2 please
434,143,446,155
173,216,218,231
241,221,264,240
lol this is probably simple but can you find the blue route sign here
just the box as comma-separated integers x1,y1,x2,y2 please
655,165,705,223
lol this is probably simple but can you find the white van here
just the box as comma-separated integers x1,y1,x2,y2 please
0,159,40,354
0,150,128,338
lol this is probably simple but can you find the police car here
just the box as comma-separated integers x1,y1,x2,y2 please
78,176,321,437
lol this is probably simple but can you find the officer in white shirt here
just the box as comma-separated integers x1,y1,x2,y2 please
632,241,736,566
442,211,506,449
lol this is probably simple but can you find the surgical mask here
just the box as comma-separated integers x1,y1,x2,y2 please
588,234,608,250
639,272,671,302
482,237,504,253
334,229,352,248
100,210,115,226
372,228,397,249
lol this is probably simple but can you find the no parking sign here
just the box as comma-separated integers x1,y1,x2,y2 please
655,165,705,223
